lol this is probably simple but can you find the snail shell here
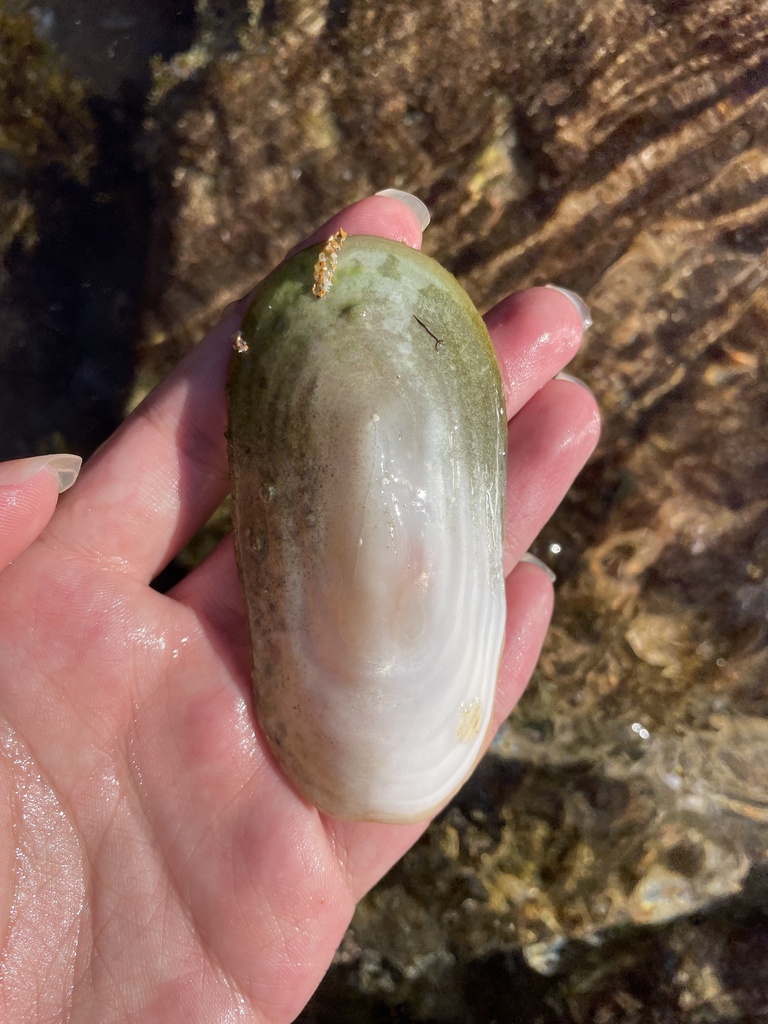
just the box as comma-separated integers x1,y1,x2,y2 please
228,235,506,822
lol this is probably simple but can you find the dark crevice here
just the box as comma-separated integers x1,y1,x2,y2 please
259,0,282,31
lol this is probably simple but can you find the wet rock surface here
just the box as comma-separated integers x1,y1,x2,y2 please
2,0,768,1019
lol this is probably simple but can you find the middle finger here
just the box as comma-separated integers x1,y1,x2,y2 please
485,285,588,418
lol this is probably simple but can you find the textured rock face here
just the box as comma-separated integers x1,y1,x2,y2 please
3,0,767,1018
143,0,768,1018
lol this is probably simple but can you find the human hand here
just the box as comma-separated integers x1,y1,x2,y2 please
0,195,599,1023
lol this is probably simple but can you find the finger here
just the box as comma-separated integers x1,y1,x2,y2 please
503,376,600,573
170,536,247,661
331,558,554,902
485,286,589,419
286,191,426,258
495,560,554,717
44,195,427,582
0,456,81,569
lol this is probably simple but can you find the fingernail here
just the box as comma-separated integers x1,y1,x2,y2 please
519,552,557,583
0,454,83,493
553,371,594,396
545,285,593,329
375,189,431,230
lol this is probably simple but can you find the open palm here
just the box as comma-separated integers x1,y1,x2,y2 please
0,196,599,1023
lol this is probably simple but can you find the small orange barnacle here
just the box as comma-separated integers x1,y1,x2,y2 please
312,228,348,298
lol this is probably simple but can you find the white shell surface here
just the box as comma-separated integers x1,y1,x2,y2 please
228,236,507,822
